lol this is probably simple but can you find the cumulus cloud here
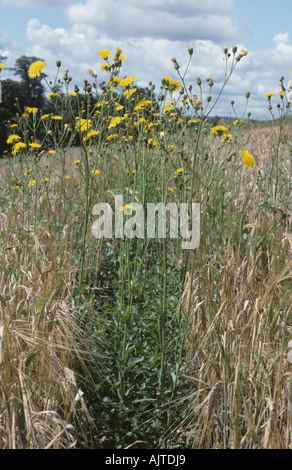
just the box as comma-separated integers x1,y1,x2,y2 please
0,28,19,49
2,0,291,118
67,0,242,42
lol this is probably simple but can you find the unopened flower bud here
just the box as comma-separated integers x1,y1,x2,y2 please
187,45,193,56
246,91,250,99
232,46,238,54
56,60,61,68
197,77,202,86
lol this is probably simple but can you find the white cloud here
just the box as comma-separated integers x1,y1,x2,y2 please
0,28,19,50
23,13,292,119
1,0,291,119
67,0,242,42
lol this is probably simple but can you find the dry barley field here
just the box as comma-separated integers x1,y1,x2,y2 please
0,48,291,449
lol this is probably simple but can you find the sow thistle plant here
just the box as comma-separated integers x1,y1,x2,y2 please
2,44,291,450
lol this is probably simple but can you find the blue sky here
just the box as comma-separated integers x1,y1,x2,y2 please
0,0,291,119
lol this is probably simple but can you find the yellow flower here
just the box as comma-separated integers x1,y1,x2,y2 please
148,138,156,147
65,175,70,179
29,142,41,148
239,49,248,57
10,123,18,127
91,169,101,175
12,185,20,190
51,115,62,120
67,91,77,96
135,99,152,111
193,95,203,107
122,204,136,214
12,142,26,154
98,49,111,59
73,160,80,164
99,63,111,71
75,118,92,132
264,92,275,98
210,125,228,136
28,60,46,78
124,88,136,98
130,170,138,174
48,150,56,154
167,187,175,192
168,79,182,91
26,107,38,113
0,63,7,70
24,169,32,176
42,178,50,183
47,93,57,99
84,130,99,141
119,76,137,87
241,150,255,168
279,91,285,96
41,114,49,119
106,134,118,141
7,134,21,144
175,168,183,174
28,179,37,187
108,116,122,129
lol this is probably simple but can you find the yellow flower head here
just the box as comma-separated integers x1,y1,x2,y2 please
28,60,46,79
98,49,111,60
51,115,62,120
168,79,182,91
26,107,38,113
75,118,92,132
210,125,228,136
122,204,136,214
106,134,118,141
108,116,122,129
239,49,248,57
124,88,136,98
134,99,152,111
7,134,21,144
28,179,37,187
84,130,99,141
12,142,26,155
241,150,255,168
99,63,111,72
119,76,137,87
0,63,7,70
29,142,41,148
